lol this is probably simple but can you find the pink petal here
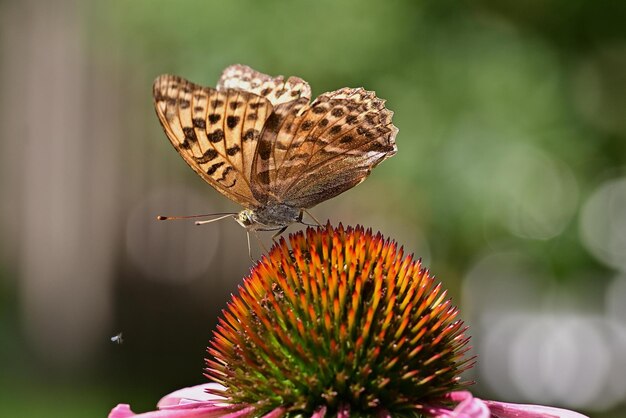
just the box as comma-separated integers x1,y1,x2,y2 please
484,400,590,418
425,392,589,418
107,402,235,418
337,404,350,418
425,391,490,418
109,404,136,418
158,383,227,407
259,407,287,418
108,383,255,418
311,406,327,418
453,394,490,418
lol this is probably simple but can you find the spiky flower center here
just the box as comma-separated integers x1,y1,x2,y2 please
206,224,472,417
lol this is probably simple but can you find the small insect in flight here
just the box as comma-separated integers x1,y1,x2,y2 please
153,64,398,251
110,332,124,345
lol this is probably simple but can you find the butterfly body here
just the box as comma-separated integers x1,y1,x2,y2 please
235,205,302,232
153,65,398,232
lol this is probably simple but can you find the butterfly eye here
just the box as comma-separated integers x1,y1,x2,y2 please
236,210,254,228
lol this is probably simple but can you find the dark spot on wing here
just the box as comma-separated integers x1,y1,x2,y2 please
365,113,377,126
250,102,264,109
208,129,225,143
257,170,270,186
226,145,241,156
258,138,272,160
319,118,329,127
331,108,344,117
312,106,327,114
247,113,258,121
340,135,354,143
229,101,243,110
368,141,387,151
182,127,197,141
329,125,342,135
218,166,234,182
192,118,206,129
206,162,224,175
345,115,358,124
260,87,272,96
210,99,224,107
179,99,190,109
208,113,221,124
195,149,218,163
243,129,258,141
301,120,314,131
180,140,192,150
226,116,240,129
264,113,280,132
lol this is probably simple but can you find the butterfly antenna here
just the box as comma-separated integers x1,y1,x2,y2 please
156,212,237,221
195,213,237,225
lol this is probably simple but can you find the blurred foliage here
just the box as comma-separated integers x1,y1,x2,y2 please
2,0,626,416
91,0,626,278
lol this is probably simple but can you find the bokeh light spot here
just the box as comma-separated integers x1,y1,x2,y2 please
580,177,626,272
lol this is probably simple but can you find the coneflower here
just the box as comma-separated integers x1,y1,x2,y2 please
109,225,588,418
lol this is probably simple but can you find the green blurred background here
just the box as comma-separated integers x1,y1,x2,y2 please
1,0,626,416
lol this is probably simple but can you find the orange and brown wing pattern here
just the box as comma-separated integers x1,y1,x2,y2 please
217,64,311,106
251,87,398,209
153,74,273,208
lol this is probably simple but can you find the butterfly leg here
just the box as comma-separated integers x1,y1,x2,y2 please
271,226,288,242
253,231,269,254
246,231,253,261
303,209,322,226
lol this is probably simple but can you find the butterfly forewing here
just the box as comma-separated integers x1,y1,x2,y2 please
153,75,274,208
251,87,397,209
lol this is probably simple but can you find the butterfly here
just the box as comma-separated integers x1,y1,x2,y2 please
153,64,398,236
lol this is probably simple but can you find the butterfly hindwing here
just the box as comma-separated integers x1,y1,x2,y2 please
153,75,273,208
217,64,311,106
251,87,398,209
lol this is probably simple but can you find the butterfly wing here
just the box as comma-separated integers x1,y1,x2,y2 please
153,74,274,208
251,87,398,208
217,64,311,106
